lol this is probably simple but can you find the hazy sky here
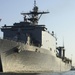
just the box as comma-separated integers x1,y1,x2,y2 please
0,0,75,65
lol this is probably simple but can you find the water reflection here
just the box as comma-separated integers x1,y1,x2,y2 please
0,71,75,75
61,71,75,75
50,71,75,75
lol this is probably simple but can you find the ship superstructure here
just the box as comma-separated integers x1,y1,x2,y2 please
0,0,72,73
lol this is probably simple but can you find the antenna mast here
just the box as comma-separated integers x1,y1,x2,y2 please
34,0,36,7
21,0,49,25
63,38,64,48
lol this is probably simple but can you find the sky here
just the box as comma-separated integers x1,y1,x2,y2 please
0,0,75,65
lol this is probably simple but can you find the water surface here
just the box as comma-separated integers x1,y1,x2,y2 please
50,71,75,75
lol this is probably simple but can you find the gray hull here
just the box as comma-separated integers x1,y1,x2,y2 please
0,39,71,73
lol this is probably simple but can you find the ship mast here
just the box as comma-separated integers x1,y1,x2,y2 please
21,0,49,25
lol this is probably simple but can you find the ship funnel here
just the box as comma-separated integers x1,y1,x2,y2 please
57,47,65,58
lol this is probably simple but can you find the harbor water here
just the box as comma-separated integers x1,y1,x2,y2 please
49,71,75,75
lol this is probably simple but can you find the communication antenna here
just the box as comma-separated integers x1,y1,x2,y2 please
63,37,65,48
34,0,36,7
0,19,1,22
0,19,2,29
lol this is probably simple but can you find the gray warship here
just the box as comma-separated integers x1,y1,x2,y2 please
0,0,72,73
